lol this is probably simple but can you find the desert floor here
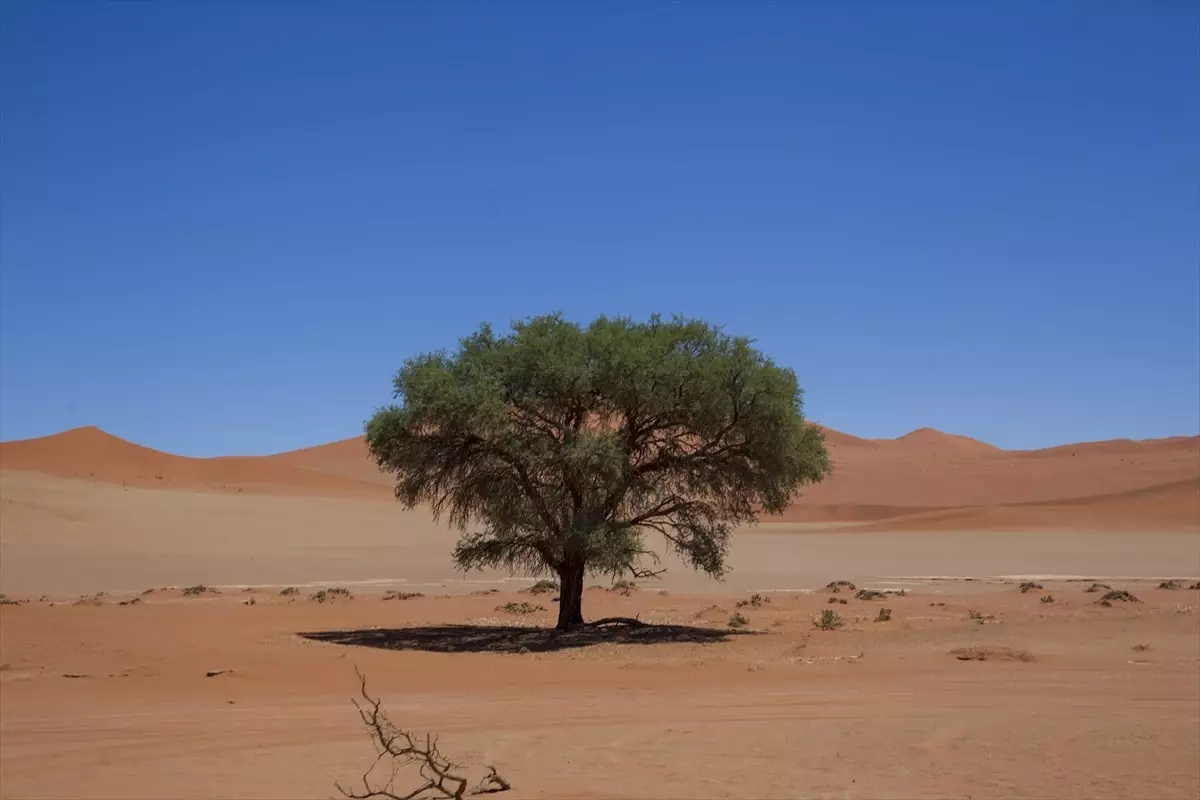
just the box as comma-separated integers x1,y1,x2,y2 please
1,469,1198,799
1,427,1199,800
2,579,1199,800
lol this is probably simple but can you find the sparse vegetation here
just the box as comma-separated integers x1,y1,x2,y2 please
1190,582,1200,591
855,589,885,601
735,593,769,608
826,580,856,593
1157,580,1181,590
383,591,424,601
118,598,141,606
279,586,300,596
338,670,511,799
1097,589,1139,606
827,596,848,605
182,585,217,596
1084,582,1111,593
311,587,353,603
1131,643,1151,652
874,608,892,622
364,315,832,630
813,609,844,630
244,598,256,606
523,580,558,595
496,602,545,615
609,579,637,596
1039,595,1054,604
728,612,750,628
968,609,997,624
1019,581,1043,594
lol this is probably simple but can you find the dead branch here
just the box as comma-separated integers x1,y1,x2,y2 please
586,616,647,628
337,669,512,800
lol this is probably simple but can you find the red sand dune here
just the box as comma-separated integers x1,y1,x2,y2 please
1,424,1197,531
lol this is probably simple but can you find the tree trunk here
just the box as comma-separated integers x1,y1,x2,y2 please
556,561,586,630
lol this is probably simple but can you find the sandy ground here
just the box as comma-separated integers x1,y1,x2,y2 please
2,582,1198,799
2,470,1198,596
1,426,1198,798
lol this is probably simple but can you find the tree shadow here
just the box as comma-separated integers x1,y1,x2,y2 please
298,622,748,654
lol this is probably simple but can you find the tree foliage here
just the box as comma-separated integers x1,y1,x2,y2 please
366,314,831,629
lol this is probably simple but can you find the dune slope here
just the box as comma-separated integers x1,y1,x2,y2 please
1,424,1196,531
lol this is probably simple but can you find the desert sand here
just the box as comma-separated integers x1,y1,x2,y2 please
1,425,1198,798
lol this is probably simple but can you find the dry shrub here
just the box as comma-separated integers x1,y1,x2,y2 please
312,587,353,603
874,608,892,622
1084,582,1111,593
728,612,750,628
523,580,558,596
1097,590,1139,606
825,580,856,594
496,602,544,615
383,591,425,601
1019,581,1043,594
855,589,885,601
338,670,511,799
951,646,1033,662
813,609,844,630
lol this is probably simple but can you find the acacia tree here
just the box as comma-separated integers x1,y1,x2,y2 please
366,314,831,630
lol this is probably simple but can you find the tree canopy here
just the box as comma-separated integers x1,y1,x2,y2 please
366,313,831,629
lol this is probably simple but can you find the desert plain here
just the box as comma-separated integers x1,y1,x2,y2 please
1,425,1198,799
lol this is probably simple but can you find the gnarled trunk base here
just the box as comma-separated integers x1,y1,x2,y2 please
555,562,586,630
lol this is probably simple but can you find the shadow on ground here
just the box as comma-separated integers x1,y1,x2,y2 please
298,622,746,654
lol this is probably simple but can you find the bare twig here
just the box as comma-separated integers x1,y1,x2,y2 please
337,669,512,800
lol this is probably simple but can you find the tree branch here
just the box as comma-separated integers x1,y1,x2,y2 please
338,669,512,800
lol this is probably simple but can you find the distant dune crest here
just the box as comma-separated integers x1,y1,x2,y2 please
1,424,1196,532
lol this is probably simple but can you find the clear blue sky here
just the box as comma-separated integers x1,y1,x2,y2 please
1,1,1196,455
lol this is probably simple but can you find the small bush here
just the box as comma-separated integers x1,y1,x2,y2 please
524,580,558,595
826,580,856,594
1019,582,1043,594
967,609,997,624
736,593,769,608
496,602,544,614
1131,643,1151,652
813,609,844,630
140,588,156,596
1039,595,1054,604
609,579,636,596
311,587,353,603
244,597,256,606
728,612,750,628
279,587,300,596
827,596,848,605
1190,582,1200,591
182,585,216,597
382,591,424,601
874,608,892,622
1084,582,1111,593
117,598,141,606
855,589,885,601
1097,589,1139,605
1157,580,1181,590
951,646,1033,662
